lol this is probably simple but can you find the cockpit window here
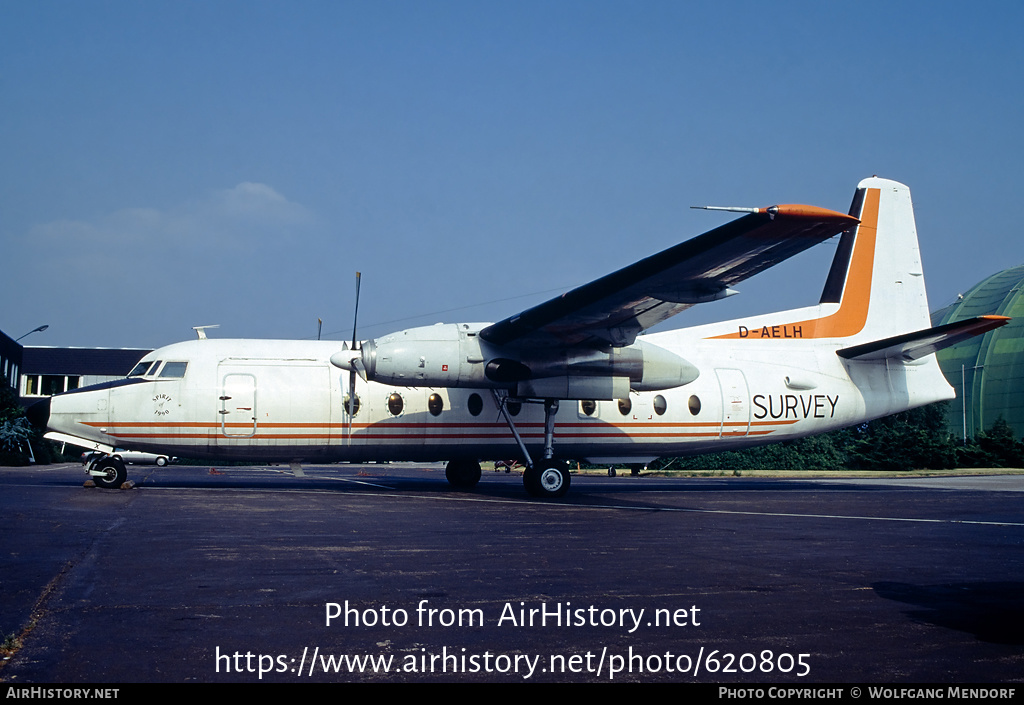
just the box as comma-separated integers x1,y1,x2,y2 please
147,361,164,377
128,361,153,377
159,362,188,378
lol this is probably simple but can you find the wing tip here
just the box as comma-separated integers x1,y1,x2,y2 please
767,204,860,224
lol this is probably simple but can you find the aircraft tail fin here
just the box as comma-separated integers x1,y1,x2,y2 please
812,177,933,342
704,176,1003,370
724,175,937,342
707,178,946,344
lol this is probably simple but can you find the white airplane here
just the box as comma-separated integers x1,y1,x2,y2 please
30,177,1007,497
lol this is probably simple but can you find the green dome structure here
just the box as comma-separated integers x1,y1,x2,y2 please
932,265,1024,441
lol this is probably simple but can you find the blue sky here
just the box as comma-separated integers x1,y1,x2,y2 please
3,1,1023,349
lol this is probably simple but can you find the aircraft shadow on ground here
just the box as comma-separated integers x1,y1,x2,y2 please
873,581,1024,645
120,468,844,515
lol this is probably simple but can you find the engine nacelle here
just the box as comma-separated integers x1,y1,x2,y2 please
331,323,699,398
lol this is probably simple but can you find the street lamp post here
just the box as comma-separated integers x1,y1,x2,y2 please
15,325,48,342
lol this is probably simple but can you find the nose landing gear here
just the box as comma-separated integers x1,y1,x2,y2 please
89,456,127,489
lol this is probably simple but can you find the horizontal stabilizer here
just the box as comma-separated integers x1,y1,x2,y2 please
836,315,1009,362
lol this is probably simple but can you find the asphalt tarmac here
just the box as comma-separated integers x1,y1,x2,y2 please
1,462,1022,683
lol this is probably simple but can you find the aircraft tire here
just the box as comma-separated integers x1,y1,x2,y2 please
524,460,570,499
93,457,127,489
156,456,168,467
445,459,481,489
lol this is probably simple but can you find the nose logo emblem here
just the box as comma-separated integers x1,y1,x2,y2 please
154,393,172,416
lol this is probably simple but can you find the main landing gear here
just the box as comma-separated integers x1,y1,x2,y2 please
443,395,572,499
523,459,571,498
492,393,571,499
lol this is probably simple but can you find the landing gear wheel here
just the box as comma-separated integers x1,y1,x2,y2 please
445,459,482,489
524,460,570,499
93,457,127,489
156,456,168,467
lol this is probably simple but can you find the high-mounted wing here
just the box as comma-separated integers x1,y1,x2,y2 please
479,205,860,349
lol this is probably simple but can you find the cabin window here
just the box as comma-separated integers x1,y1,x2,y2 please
428,393,444,416
688,395,701,416
159,362,188,378
388,392,404,416
617,398,632,416
580,399,597,416
467,393,483,416
506,400,522,416
653,395,668,416
343,393,360,416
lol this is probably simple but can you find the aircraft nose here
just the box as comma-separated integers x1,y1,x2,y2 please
26,397,50,432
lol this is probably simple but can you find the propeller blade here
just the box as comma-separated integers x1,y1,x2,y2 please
348,272,362,419
351,272,361,352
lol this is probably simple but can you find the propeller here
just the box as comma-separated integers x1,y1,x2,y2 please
329,272,371,419
347,273,362,418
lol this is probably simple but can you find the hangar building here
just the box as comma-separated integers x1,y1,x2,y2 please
932,264,1024,441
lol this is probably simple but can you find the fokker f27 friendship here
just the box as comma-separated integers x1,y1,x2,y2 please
30,177,1007,497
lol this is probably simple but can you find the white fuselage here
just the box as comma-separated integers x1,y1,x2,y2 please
43,307,953,465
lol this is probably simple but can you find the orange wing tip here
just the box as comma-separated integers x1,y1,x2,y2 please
759,204,860,223
980,315,1011,322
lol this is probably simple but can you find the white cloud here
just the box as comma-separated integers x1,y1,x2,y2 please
7,183,326,347
26,183,314,254
210,182,312,224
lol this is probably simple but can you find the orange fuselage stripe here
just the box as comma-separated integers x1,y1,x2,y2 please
88,417,797,442
83,419,798,430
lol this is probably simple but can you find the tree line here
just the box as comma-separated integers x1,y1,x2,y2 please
652,402,1024,472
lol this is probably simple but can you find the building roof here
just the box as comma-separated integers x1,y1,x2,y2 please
22,347,151,377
